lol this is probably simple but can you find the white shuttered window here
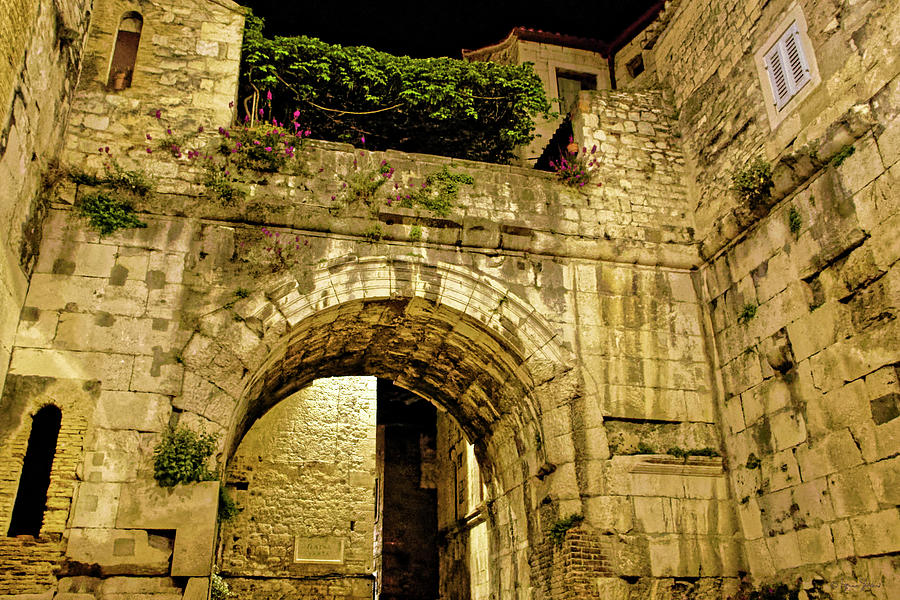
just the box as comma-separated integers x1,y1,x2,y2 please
763,22,812,110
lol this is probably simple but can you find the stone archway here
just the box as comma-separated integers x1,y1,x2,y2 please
205,256,576,599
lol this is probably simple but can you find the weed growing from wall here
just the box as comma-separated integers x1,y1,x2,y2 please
548,514,584,546
211,571,232,599
830,145,855,167
788,206,802,235
737,302,758,325
203,163,247,204
746,453,762,469
409,224,423,242
732,157,773,210
76,191,147,236
152,426,218,487
363,223,383,242
392,166,474,216
70,149,154,197
218,486,239,522
550,140,600,188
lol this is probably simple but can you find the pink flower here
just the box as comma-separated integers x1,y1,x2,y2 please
258,108,264,116
293,110,300,118
360,136,365,144
266,90,272,101
166,128,172,135
146,134,152,140
198,126,204,133
264,146,272,151
155,110,161,119
146,148,152,153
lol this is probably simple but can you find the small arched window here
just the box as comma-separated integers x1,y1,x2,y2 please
107,12,143,90
7,405,62,537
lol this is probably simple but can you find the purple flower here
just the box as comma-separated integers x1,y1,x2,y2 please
146,134,153,140
155,110,161,119
146,148,152,153
167,128,172,135
198,126,204,133
228,101,234,108
360,136,366,144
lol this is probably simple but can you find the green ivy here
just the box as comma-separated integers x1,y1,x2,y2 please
241,12,551,163
152,426,218,487
76,191,147,236
548,514,584,546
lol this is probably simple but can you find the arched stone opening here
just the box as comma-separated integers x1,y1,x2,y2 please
210,257,575,599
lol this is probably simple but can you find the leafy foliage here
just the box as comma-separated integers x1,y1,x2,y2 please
70,158,153,197
211,572,232,600
152,426,218,487
408,224,423,242
398,166,474,216
203,163,247,204
830,144,855,167
241,13,551,163
218,486,239,522
738,302,758,325
732,157,773,209
788,205,802,235
548,514,584,546
76,191,147,236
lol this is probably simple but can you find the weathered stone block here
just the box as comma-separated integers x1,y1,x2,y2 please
66,529,172,576
71,482,121,528
94,391,171,431
116,481,218,576
849,508,900,557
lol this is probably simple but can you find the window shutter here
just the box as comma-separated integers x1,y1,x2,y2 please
782,23,811,94
764,44,790,109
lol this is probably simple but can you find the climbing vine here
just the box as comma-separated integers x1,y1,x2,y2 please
240,12,551,163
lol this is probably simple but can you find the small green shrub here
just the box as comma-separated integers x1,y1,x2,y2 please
686,447,721,457
737,302,758,325
211,571,232,600
409,224,422,242
732,158,773,209
548,514,584,546
635,442,655,454
71,160,154,198
830,144,855,167
76,191,147,236
234,287,251,299
746,453,762,469
398,166,474,216
788,206,802,235
152,426,218,487
203,164,247,204
667,447,687,459
363,223,383,242
218,486,239,522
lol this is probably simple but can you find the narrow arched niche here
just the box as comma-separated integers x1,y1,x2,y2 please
7,404,62,537
107,12,143,89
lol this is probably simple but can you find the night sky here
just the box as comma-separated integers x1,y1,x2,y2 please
241,1,662,58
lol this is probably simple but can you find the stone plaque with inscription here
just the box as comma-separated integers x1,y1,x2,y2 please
293,536,345,564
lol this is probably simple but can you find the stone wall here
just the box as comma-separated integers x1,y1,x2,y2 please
63,0,244,172
220,377,376,599
0,0,90,406
616,0,900,594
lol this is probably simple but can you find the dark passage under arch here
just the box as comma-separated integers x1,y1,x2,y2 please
7,405,62,537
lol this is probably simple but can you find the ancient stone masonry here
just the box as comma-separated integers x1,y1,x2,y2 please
614,0,900,596
0,0,897,598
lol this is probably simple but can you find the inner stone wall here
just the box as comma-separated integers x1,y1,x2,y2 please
221,377,377,599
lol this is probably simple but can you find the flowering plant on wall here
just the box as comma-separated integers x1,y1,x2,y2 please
550,138,600,188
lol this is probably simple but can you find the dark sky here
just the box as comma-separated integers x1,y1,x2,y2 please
242,1,662,58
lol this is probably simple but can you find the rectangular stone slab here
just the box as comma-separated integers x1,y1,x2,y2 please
116,481,218,576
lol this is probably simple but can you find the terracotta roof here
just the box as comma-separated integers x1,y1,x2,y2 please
462,27,608,59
